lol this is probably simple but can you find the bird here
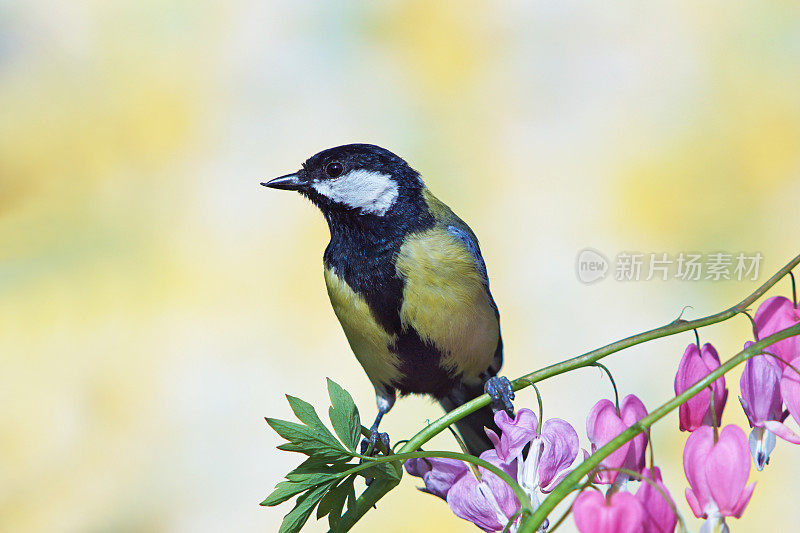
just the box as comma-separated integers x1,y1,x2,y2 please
262,143,513,456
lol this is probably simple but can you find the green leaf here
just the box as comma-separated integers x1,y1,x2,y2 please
286,395,343,445
278,481,335,533
289,455,340,473
261,479,319,507
263,457,355,507
284,471,343,484
320,476,354,530
316,477,344,519
266,418,352,462
286,460,351,482
276,442,307,453
286,395,325,429
357,460,402,482
267,418,312,443
316,482,336,520
327,379,361,451
345,481,357,515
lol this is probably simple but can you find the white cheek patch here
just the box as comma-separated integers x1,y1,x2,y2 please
312,169,399,215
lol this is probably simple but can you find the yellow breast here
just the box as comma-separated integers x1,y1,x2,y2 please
394,227,499,382
323,267,401,389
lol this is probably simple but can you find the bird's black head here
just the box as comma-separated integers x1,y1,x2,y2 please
262,144,424,218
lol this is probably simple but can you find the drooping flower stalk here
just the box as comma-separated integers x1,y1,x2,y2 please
335,256,800,533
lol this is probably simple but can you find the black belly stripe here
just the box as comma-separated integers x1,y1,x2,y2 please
391,328,458,398
321,192,472,397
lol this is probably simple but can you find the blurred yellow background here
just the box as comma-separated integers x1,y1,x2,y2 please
2,1,799,531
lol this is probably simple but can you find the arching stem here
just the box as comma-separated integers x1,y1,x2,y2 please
592,362,620,415
740,310,759,341
517,323,800,533
334,254,800,533
521,378,545,433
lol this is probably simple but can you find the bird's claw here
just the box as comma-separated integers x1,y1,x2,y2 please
485,376,515,416
359,425,390,486
360,426,390,456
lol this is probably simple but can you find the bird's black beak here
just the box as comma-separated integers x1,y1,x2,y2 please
261,172,305,191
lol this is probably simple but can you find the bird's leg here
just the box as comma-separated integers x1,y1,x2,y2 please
360,389,395,457
359,390,395,486
483,373,515,417
360,412,391,458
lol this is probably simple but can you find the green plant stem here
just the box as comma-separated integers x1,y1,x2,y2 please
403,254,800,457
546,481,600,533
592,362,620,414
386,451,529,515
333,253,800,532
501,509,525,533
517,322,800,533
761,350,800,378
519,378,544,433
359,428,509,488
741,310,759,341
331,450,531,532
709,384,719,442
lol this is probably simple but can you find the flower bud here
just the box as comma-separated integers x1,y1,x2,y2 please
674,343,727,432
404,457,468,500
754,296,800,363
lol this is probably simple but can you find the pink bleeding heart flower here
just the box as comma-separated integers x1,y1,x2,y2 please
754,296,800,364
534,418,581,492
485,408,539,463
739,350,800,470
586,395,649,484
635,467,677,533
573,490,645,533
779,359,800,443
619,395,649,473
486,409,579,512
421,409,579,532
446,450,520,532
404,457,469,499
683,425,756,532
674,343,728,432
586,399,629,484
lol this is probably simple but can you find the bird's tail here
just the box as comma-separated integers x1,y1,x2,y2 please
438,381,498,457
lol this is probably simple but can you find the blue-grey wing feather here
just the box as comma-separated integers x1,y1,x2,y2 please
447,225,488,281
446,225,491,301
446,225,503,374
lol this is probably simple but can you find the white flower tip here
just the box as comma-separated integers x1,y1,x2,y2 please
748,427,776,471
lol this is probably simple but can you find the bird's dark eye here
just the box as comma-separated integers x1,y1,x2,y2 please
325,161,343,178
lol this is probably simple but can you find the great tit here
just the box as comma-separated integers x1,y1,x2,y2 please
262,144,513,455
